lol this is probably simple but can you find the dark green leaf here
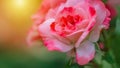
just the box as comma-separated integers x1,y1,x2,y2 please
102,0,107,3
102,52,114,64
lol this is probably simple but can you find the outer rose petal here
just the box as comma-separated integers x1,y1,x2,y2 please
38,19,73,52
38,19,55,37
26,25,41,46
106,4,117,18
66,0,84,6
103,17,111,29
26,29,41,46
106,0,120,17
32,0,66,24
44,39,73,52
76,40,95,65
89,26,102,42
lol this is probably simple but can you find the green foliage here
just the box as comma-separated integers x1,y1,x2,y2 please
102,52,114,64
102,0,107,3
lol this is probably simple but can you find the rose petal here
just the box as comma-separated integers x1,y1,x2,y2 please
76,40,95,65
38,19,73,52
32,0,66,24
44,39,73,52
89,26,102,42
38,19,55,38
87,0,110,25
103,17,111,29
26,29,41,46
49,0,66,8
66,0,84,6
26,25,41,46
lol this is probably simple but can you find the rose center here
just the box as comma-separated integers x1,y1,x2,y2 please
50,7,83,36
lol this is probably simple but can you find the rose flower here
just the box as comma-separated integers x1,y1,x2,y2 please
28,0,111,65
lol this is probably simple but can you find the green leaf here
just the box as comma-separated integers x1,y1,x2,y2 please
70,63,84,68
102,52,114,64
102,0,107,3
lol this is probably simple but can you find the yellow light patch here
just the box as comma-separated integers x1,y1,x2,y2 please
14,0,25,8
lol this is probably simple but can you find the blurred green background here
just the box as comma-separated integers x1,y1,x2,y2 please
0,0,120,68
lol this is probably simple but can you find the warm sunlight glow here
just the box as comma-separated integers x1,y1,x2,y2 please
4,0,41,17
15,0,25,8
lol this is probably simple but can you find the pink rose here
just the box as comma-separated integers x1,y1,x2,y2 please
29,0,111,65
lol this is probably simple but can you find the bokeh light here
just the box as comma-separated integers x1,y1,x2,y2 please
14,0,25,8
1,0,42,44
